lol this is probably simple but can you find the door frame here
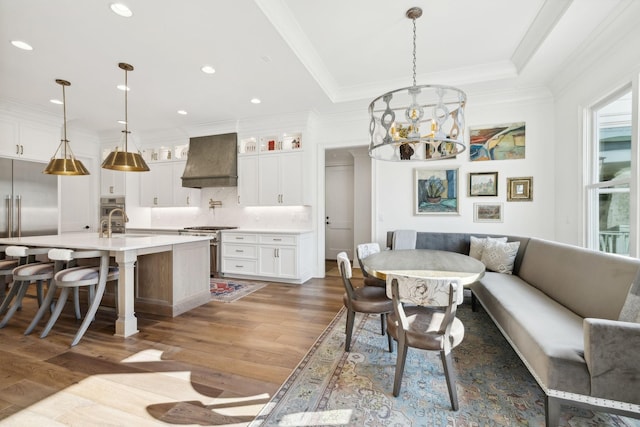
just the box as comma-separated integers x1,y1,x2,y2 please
317,143,375,276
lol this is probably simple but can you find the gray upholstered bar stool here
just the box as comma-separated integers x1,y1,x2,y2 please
36,249,118,346
0,246,55,328
0,246,23,300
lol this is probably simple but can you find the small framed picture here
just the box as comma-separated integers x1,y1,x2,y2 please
468,172,498,196
507,177,533,201
474,203,503,222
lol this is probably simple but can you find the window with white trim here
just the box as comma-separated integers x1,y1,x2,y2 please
586,88,632,255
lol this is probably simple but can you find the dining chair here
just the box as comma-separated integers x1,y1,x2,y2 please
356,243,386,288
35,249,119,346
0,246,56,328
391,230,417,250
337,251,393,352
386,273,465,410
0,246,23,300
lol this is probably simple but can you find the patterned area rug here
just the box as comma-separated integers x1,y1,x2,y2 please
210,279,266,303
251,300,640,426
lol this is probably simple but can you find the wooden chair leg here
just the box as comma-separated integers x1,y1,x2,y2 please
25,282,58,335
0,276,7,300
441,349,459,411
381,313,393,352
71,280,107,346
393,341,408,397
36,281,44,306
0,282,29,328
379,314,385,335
0,280,22,315
345,309,355,352
40,288,71,338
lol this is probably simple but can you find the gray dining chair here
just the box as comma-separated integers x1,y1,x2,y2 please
337,251,393,353
386,273,465,410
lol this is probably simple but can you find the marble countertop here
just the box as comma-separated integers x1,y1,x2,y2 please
0,232,212,251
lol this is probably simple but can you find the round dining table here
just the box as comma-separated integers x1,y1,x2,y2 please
362,249,485,285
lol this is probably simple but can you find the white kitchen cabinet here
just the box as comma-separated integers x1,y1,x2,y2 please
0,120,57,162
140,162,174,207
258,151,303,205
140,161,199,207
172,161,200,207
258,245,297,279
237,155,259,206
220,232,259,276
101,168,126,196
220,230,312,284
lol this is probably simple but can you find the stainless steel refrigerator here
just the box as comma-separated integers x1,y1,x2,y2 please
1,158,58,238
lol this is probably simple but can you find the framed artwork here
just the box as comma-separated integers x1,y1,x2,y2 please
469,172,498,196
469,122,526,161
474,203,503,222
507,177,533,201
414,168,459,215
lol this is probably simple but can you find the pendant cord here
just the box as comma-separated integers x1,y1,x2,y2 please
62,84,67,157
412,16,417,87
124,68,129,151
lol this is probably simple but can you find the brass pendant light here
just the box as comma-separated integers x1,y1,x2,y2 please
101,62,150,172
43,79,90,175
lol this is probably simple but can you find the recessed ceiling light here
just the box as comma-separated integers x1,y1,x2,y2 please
110,3,133,17
250,98,261,104
11,40,33,51
201,65,216,74
177,110,188,115
117,84,130,91
50,99,63,105
117,120,127,125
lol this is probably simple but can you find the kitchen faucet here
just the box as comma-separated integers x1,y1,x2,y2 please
100,208,129,238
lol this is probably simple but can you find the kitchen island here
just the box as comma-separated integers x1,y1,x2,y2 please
0,232,212,338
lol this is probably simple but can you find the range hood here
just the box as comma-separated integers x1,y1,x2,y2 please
181,133,238,188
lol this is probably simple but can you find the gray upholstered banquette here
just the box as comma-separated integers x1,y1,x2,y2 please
386,231,640,425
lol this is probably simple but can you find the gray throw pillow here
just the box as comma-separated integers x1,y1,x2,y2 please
480,240,520,274
619,269,640,323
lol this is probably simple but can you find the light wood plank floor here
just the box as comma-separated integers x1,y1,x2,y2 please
0,265,345,426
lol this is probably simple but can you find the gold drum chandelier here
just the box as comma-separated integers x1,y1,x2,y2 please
43,79,90,175
368,7,467,161
101,62,150,172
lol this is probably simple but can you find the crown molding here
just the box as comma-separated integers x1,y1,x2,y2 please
254,0,341,102
511,0,573,72
549,0,639,97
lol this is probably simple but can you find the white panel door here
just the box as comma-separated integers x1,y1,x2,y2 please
325,165,354,260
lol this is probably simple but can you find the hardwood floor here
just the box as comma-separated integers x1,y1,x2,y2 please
0,267,345,425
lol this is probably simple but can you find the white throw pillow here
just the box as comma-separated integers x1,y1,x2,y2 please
469,236,508,260
481,240,521,274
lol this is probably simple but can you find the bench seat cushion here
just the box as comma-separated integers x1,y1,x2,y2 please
471,272,590,395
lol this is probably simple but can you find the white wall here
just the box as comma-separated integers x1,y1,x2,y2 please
312,95,556,252
553,9,640,248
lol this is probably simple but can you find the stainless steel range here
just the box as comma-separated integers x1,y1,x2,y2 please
179,226,238,277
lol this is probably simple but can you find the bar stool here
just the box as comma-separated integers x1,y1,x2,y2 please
38,249,118,346
0,246,23,300
0,246,55,328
